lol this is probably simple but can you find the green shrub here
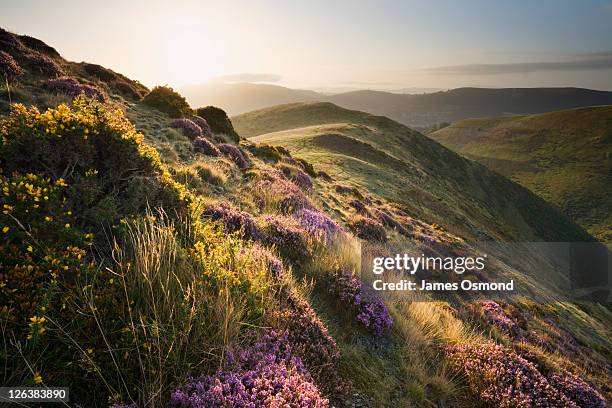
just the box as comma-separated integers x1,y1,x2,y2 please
296,157,317,177
142,86,191,118
195,106,239,142
0,96,189,228
248,143,283,162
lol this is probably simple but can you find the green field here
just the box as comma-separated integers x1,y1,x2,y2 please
430,107,612,241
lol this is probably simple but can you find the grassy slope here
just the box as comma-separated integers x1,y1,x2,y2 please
430,107,612,241
3,29,611,407
234,102,593,244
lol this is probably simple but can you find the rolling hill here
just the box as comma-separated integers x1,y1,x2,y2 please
430,107,612,241
182,82,612,127
2,27,611,407
235,102,593,243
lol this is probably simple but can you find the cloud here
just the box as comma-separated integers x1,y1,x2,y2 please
423,52,612,76
212,73,282,83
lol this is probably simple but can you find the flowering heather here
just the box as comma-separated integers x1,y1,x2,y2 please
548,369,606,408
330,269,392,336
218,143,249,169
171,118,203,139
0,28,25,53
375,209,410,236
317,170,332,181
478,300,518,334
169,331,329,408
335,184,354,194
45,77,104,100
445,341,578,407
419,234,437,244
293,208,343,241
253,171,314,213
276,287,340,387
203,203,259,240
290,168,314,191
0,50,23,81
241,244,284,277
349,216,387,242
23,52,64,77
189,115,213,137
349,198,369,215
192,137,220,156
257,214,310,259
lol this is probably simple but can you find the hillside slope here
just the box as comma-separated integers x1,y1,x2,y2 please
2,28,610,408
430,106,612,241
238,102,592,243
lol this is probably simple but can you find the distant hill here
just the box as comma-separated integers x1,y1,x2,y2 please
179,82,320,115
430,106,612,241
238,102,593,243
328,87,612,128
184,82,612,127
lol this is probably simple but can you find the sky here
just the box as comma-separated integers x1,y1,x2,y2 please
1,0,612,91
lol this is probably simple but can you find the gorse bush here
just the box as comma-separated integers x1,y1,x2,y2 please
0,96,188,228
295,157,317,178
195,106,239,142
0,172,95,324
142,86,191,118
0,97,197,403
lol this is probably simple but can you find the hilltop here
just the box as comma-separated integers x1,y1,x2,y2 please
182,81,612,127
1,28,610,408
430,106,612,241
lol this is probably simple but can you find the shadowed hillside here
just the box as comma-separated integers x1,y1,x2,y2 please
430,106,612,241
237,102,593,243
